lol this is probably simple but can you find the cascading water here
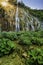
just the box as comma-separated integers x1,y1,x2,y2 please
23,10,40,31
0,0,40,31
30,18,35,31
34,17,40,29
15,0,40,31
24,11,35,31
23,11,30,31
15,0,20,31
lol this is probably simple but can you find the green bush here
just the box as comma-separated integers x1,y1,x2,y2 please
0,31,43,47
2,32,18,40
0,33,3,38
19,35,32,46
30,31,43,38
26,48,43,65
0,38,14,57
39,31,43,38
31,37,43,46
18,31,43,46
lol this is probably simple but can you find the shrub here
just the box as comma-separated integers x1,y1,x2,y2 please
2,32,18,40
39,31,43,38
30,31,43,38
0,33,3,38
19,35,32,46
26,48,43,65
0,38,14,57
31,37,43,46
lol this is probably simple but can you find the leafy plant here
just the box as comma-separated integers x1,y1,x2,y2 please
31,37,43,46
26,48,43,65
0,38,14,57
19,35,32,46
2,32,18,40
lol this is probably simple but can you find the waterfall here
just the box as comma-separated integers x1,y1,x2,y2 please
30,18,35,31
15,1,40,31
23,10,40,31
24,11,35,31
15,0,20,31
24,11,29,31
34,17,40,29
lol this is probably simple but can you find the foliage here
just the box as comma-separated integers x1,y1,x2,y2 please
28,9,43,22
26,48,43,65
18,31,43,46
0,31,43,46
2,32,18,40
0,31,43,57
31,37,43,46
0,31,43,65
19,35,32,46
30,31,43,38
18,31,32,46
0,38,14,57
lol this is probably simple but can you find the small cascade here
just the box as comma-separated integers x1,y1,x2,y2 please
34,17,40,29
15,0,20,31
24,11,29,31
30,18,35,31
24,11,34,31
23,10,40,31
26,22,29,31
41,22,43,30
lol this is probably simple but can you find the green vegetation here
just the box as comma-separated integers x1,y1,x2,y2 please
18,31,43,46
0,31,43,65
28,9,43,22
31,37,43,46
0,38,14,57
26,48,43,65
0,0,43,65
0,31,43,47
2,32,18,40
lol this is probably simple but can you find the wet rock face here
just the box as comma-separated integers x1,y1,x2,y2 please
8,0,17,5
0,0,40,31
18,9,40,31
